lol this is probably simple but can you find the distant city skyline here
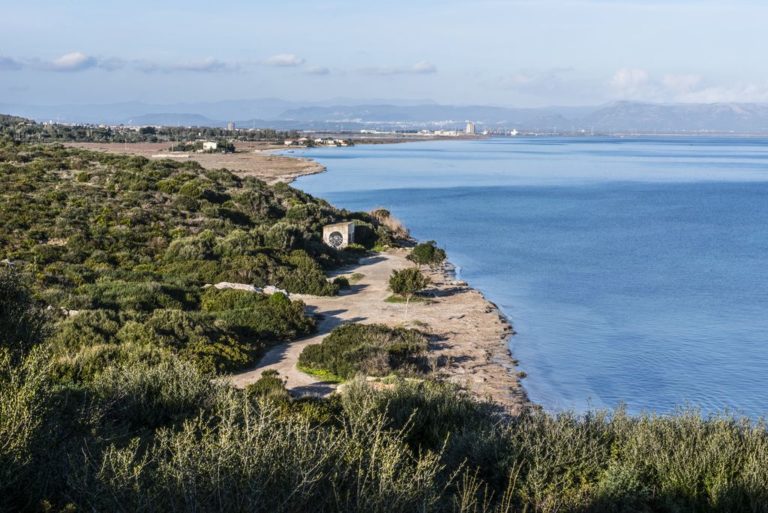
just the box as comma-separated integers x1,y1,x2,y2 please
2,0,768,107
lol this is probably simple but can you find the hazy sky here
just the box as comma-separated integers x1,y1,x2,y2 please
2,0,767,106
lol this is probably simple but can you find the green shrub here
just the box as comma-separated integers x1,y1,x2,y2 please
115,309,250,374
246,369,290,402
51,309,122,350
333,276,350,289
70,280,196,311
275,250,339,295
299,323,428,380
408,240,447,269
0,267,49,356
201,288,315,342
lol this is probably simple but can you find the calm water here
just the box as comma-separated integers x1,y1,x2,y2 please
291,137,768,417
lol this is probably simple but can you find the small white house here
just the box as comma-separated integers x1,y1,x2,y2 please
322,222,355,249
202,141,218,151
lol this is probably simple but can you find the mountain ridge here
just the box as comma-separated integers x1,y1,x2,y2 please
4,99,768,133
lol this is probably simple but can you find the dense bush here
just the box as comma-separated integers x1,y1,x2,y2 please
0,114,299,144
0,140,392,301
299,323,429,380
4,346,768,513
201,288,315,341
245,369,291,402
0,267,49,356
0,139,398,380
408,240,447,269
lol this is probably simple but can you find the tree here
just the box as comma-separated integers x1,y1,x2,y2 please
407,241,447,269
389,268,430,318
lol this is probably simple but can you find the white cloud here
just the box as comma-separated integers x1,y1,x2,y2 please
19,51,119,72
360,61,438,76
411,61,437,74
49,52,97,72
1,52,242,74
169,58,235,73
136,57,238,73
661,73,702,95
610,68,650,96
676,83,768,104
608,68,768,104
264,53,305,67
305,65,331,76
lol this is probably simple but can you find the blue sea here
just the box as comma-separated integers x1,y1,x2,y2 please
290,137,768,417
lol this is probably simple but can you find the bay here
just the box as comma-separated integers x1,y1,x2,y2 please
291,137,768,416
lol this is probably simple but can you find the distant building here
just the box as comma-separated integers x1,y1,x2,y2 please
227,121,236,131
465,121,476,135
202,141,218,151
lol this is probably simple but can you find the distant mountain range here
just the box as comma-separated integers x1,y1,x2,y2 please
3,99,768,133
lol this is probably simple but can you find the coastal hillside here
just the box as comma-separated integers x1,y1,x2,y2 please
2,136,768,512
0,138,395,375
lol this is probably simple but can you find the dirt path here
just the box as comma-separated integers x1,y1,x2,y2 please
228,253,400,395
228,249,526,412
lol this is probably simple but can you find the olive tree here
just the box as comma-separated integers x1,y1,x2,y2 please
389,268,430,318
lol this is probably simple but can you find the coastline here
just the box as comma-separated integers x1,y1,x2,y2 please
274,147,529,411
67,138,528,410
230,247,528,412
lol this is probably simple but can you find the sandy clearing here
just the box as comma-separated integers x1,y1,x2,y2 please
228,249,526,413
66,142,325,184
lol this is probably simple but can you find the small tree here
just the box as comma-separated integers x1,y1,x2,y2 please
408,241,447,269
389,268,430,318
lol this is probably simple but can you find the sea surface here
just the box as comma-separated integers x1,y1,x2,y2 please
290,137,768,417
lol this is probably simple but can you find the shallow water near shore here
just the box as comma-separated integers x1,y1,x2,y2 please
291,137,768,417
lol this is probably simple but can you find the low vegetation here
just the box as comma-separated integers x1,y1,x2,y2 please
409,240,447,269
298,323,429,380
0,113,298,144
0,137,393,375
3,329,768,512
2,131,768,512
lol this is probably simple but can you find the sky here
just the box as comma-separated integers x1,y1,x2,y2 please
2,0,768,107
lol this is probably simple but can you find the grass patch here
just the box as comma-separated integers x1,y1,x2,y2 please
348,272,365,284
385,294,430,304
297,364,345,383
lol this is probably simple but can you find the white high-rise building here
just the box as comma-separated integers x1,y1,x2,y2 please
465,121,476,135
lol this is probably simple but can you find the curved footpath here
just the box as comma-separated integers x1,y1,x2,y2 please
228,249,526,413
